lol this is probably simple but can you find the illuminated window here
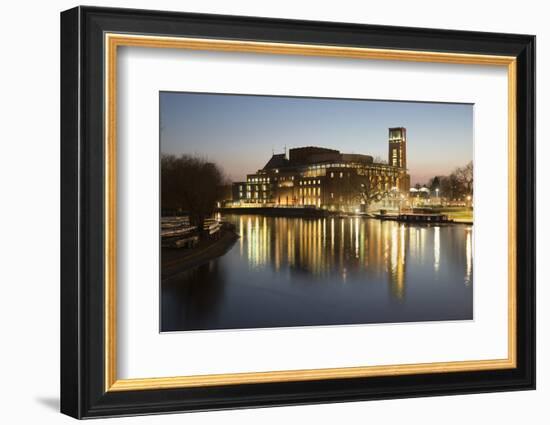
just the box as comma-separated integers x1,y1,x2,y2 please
340,172,343,178
331,193,334,198
331,172,334,178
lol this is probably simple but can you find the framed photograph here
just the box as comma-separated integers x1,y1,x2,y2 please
60,6,535,419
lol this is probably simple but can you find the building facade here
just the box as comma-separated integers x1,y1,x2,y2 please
231,128,410,212
388,127,407,169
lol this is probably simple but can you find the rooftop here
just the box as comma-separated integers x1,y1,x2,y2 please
262,146,375,171
262,153,289,170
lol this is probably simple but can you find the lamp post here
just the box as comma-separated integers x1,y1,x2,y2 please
435,188,439,205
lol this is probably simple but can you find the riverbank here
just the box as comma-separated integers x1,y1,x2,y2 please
219,207,472,225
161,222,239,283
218,206,329,218
424,207,473,225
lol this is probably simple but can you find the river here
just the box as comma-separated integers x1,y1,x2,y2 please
161,214,473,332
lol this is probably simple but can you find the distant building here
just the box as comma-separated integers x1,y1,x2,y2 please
231,128,410,212
388,127,407,169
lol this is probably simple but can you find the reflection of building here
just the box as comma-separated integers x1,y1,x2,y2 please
234,215,472,303
231,128,410,212
235,215,411,300
388,223,407,300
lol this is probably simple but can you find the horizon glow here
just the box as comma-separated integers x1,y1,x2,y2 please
160,92,473,185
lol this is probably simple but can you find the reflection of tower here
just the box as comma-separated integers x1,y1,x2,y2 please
388,224,407,301
388,127,407,169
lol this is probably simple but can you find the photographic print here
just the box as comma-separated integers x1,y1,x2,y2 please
61,9,535,417
160,92,474,332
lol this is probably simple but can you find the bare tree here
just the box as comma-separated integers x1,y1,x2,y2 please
432,161,473,201
439,173,462,200
349,174,388,210
453,161,473,196
161,154,227,230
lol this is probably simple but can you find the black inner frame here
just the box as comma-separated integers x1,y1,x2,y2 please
60,6,535,419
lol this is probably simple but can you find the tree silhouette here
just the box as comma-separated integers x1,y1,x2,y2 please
349,174,388,210
161,154,227,230
427,161,473,201
454,161,473,196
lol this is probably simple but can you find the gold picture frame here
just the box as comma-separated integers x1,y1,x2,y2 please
61,7,535,419
104,33,517,392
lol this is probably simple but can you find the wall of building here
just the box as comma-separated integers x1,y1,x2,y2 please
231,130,410,210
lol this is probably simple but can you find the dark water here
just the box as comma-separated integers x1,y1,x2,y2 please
161,214,473,332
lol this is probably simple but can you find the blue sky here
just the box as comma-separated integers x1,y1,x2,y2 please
160,92,473,185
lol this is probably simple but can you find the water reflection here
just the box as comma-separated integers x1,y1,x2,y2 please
465,228,473,286
234,216,471,288
434,226,440,272
162,260,227,331
161,215,474,331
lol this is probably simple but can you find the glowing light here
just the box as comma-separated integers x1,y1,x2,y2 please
239,216,244,256
434,226,440,272
465,229,472,285
355,217,360,258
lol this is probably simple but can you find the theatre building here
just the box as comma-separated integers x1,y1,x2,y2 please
231,127,410,212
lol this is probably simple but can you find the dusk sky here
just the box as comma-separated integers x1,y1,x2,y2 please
160,92,473,185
